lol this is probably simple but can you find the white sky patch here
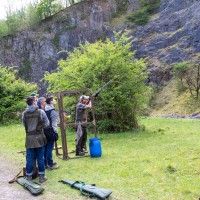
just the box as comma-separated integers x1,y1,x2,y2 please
0,0,35,20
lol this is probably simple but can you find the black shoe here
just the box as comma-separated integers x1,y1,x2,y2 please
76,152,85,156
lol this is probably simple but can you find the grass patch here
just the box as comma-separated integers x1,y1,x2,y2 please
1,118,200,199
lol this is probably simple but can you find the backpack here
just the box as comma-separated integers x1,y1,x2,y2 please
44,109,58,141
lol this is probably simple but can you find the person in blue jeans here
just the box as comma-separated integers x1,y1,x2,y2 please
44,97,59,170
22,96,49,183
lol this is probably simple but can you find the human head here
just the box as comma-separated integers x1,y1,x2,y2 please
46,97,56,105
80,95,90,104
26,96,36,106
37,97,46,109
30,92,39,100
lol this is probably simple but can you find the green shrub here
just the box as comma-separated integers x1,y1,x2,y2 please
140,0,161,14
44,32,151,132
0,66,37,123
126,0,160,25
127,10,149,25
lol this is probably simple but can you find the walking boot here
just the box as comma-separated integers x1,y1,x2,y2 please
75,151,85,156
48,163,59,170
39,174,48,183
25,175,32,181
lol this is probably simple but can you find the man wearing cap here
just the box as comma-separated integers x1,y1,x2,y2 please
75,95,92,156
30,93,39,102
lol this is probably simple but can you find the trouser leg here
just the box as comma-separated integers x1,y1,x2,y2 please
26,148,35,176
76,135,83,154
36,146,45,175
81,127,87,151
45,137,54,167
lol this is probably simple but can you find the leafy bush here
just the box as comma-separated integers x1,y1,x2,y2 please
44,32,151,132
0,67,37,123
127,10,149,26
126,0,160,25
140,0,161,14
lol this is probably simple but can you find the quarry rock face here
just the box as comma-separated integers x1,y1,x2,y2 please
0,0,119,93
129,0,200,84
0,0,199,92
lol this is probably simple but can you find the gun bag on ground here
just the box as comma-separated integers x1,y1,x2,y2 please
59,180,112,199
16,177,44,195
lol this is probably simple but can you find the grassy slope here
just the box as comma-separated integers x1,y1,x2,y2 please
151,80,200,115
1,118,200,199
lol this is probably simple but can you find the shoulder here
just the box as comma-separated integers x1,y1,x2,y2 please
39,109,46,115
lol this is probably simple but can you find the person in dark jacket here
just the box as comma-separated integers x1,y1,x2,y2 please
22,96,49,183
44,97,59,170
75,95,92,156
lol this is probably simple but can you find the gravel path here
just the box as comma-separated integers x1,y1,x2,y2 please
0,155,55,200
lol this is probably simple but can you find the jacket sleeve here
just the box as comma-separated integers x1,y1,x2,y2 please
50,110,58,133
40,110,50,128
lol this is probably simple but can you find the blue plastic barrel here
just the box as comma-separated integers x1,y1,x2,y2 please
89,138,102,158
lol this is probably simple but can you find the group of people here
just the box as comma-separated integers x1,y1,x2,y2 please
22,93,59,183
22,93,92,183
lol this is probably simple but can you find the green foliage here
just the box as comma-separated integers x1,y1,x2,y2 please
126,0,160,25
126,10,149,25
44,32,151,132
6,12,21,34
26,2,41,26
140,0,161,14
0,20,9,37
173,62,188,91
0,66,37,123
111,0,129,18
173,61,200,99
36,0,62,19
18,57,32,80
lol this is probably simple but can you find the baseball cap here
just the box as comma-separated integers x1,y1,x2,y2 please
80,95,89,101
30,92,39,97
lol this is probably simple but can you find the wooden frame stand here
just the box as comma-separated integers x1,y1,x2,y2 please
50,89,97,160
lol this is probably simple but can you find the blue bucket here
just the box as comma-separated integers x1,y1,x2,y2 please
89,138,102,158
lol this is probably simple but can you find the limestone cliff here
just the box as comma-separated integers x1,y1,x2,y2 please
0,0,199,93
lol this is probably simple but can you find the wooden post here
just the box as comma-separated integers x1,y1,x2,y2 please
57,92,69,160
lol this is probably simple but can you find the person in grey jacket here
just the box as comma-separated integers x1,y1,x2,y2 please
44,97,59,170
22,96,49,183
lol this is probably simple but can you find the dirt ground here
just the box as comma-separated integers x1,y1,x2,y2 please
0,155,57,200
